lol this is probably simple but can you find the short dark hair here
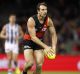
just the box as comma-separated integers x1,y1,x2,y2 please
9,14,16,17
37,2,47,10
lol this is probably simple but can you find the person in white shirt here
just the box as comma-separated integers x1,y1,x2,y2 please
0,14,24,74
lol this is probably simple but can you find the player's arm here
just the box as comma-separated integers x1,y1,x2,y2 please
27,17,50,49
19,25,24,38
0,25,7,39
48,17,57,50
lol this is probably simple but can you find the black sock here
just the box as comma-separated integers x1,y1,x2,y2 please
23,66,32,74
23,71,27,74
14,61,17,67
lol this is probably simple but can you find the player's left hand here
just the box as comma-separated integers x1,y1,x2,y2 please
52,45,56,53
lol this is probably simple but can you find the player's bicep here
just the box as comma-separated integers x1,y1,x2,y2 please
49,25,56,35
48,18,56,35
19,26,24,37
27,17,36,38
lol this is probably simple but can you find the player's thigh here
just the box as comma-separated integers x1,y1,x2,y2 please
5,42,13,60
5,42,11,55
34,49,44,64
24,49,34,62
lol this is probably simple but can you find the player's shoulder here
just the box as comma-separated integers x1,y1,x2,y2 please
27,15,35,25
47,16,53,22
15,24,21,30
3,23,9,28
28,15,36,22
5,23,9,26
16,23,19,27
47,16,53,26
28,17,34,21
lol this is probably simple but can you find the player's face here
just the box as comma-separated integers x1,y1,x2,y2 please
9,15,16,23
38,5,47,18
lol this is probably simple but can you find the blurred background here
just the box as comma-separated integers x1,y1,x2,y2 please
0,0,80,73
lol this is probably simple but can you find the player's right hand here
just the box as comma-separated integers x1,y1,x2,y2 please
44,46,51,55
44,46,56,59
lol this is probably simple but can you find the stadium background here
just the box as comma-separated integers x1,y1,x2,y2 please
0,0,80,74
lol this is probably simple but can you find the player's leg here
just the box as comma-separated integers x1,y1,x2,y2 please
12,53,18,67
6,51,12,70
5,42,13,73
22,49,34,74
12,44,19,67
12,44,20,74
12,53,20,73
33,49,44,74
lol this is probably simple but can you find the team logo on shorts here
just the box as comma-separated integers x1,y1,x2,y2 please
24,45,31,49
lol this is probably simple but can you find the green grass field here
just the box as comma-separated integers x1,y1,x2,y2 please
0,71,80,74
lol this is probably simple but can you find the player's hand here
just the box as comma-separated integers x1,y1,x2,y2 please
52,45,56,53
44,46,56,59
44,46,51,55
44,46,51,52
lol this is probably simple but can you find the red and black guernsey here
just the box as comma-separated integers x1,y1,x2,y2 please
23,15,48,41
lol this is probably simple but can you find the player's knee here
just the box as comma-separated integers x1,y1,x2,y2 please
25,60,34,67
28,61,34,66
12,54,18,61
24,61,33,71
13,57,17,62
36,63,43,68
37,60,44,67
7,55,12,61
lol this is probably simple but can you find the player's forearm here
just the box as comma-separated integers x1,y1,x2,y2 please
19,34,24,40
52,34,57,48
31,36,48,49
0,34,7,39
19,31,24,39
17,32,24,41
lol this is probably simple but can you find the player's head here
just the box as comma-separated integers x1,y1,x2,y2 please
37,2,47,18
9,14,16,24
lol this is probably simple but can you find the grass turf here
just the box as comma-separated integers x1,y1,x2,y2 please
0,71,80,74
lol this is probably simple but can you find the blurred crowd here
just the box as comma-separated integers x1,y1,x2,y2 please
0,0,80,55
50,0,80,55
